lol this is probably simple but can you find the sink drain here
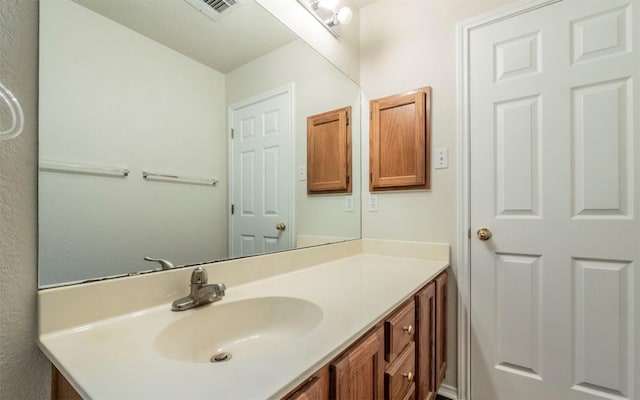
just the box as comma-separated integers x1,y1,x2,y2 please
210,352,232,363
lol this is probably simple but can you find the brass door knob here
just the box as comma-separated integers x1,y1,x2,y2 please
276,223,286,231
402,372,414,382
477,228,492,241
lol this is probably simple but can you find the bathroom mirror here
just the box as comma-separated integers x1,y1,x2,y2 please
38,0,361,287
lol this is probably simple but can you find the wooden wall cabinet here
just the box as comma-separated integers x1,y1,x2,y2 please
369,87,431,192
307,106,352,194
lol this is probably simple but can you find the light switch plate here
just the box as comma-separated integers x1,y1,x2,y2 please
298,165,306,181
368,194,379,212
345,196,354,212
435,148,448,169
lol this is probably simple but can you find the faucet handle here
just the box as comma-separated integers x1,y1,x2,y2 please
144,256,176,270
191,267,208,284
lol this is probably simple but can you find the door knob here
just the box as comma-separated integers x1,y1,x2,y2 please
476,228,492,241
276,223,286,231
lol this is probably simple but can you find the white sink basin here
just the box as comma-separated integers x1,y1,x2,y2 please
154,296,323,363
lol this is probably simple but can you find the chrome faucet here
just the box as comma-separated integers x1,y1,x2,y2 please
144,256,176,270
172,267,226,311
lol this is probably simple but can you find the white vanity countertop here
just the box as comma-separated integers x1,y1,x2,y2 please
39,251,449,399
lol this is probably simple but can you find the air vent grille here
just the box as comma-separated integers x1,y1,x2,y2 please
183,0,242,21
206,0,236,13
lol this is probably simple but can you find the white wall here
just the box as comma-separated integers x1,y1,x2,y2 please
38,0,228,285
359,0,513,391
226,40,362,243
0,0,52,398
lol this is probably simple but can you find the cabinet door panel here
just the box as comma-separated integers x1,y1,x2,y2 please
331,326,384,399
307,106,352,194
370,87,431,191
285,366,329,400
416,282,437,400
435,271,448,390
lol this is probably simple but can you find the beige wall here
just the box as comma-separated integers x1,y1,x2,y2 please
359,0,513,391
0,0,52,398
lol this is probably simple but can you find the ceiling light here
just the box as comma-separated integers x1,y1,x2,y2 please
298,0,353,38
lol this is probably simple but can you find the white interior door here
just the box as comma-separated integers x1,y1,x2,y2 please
470,1,639,399
230,88,292,258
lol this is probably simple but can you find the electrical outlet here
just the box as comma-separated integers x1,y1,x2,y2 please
298,165,306,181
344,196,354,212
368,194,379,212
435,148,448,169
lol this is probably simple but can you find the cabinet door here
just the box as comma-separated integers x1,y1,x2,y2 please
369,87,431,192
331,326,384,399
416,282,437,400
435,271,448,390
307,106,352,194
286,366,329,400
52,366,83,400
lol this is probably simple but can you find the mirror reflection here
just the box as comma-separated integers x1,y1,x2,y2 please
38,0,361,287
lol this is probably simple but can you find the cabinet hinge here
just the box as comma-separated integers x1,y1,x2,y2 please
346,115,350,126
346,175,350,185
370,111,372,120
468,228,471,239
231,204,235,215
369,172,372,182
231,129,235,139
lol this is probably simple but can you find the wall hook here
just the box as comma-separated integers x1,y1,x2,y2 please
0,81,25,142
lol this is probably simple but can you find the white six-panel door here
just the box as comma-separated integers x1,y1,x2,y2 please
470,0,639,398
230,89,291,258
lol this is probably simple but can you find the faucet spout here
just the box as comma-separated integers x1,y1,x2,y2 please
172,267,226,311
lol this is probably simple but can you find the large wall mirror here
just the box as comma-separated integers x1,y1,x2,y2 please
38,0,361,287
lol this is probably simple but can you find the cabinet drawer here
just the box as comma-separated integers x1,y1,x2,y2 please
385,342,416,400
385,300,415,362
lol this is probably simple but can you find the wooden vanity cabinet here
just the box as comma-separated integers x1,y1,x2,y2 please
52,271,448,400
283,269,448,400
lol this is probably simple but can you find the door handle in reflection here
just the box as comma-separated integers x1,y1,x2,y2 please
477,228,492,241
276,223,286,231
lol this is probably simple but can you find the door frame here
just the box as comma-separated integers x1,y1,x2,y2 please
455,1,560,399
227,83,296,257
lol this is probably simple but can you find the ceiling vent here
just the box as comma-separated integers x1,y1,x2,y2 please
183,0,243,21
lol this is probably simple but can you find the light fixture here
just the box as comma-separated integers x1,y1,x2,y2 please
297,0,353,38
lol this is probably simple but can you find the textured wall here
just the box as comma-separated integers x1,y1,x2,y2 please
0,0,52,399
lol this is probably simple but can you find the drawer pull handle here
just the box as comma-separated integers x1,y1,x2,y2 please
402,325,413,335
402,372,414,382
